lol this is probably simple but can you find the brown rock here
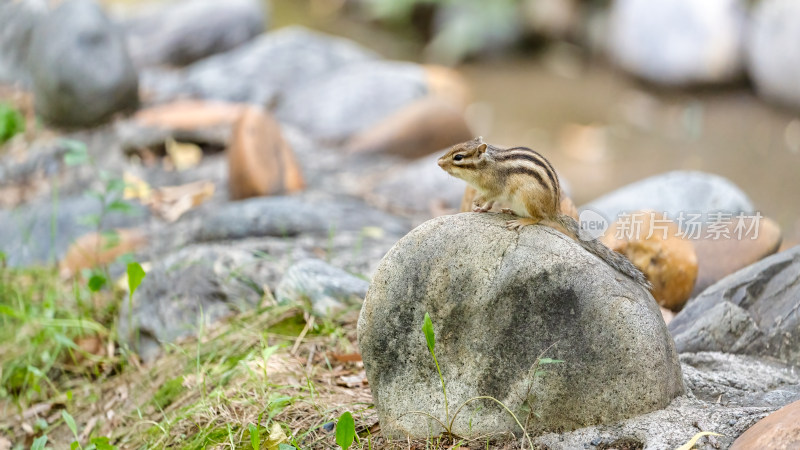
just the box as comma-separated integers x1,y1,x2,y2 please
730,399,800,450
59,228,148,278
423,64,471,110
601,211,698,310
228,107,304,200
133,100,246,130
691,216,782,297
345,97,473,158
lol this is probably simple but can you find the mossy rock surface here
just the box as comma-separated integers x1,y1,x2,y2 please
358,213,684,439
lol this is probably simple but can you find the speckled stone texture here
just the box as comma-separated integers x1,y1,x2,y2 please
358,212,684,439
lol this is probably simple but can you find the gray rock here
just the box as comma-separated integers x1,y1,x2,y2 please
276,259,369,317
580,171,754,225
118,245,273,361
141,26,378,105
533,352,799,449
0,0,46,86
0,195,150,267
274,60,429,142
28,0,139,127
681,352,800,408
368,152,466,216
669,246,800,364
184,195,411,243
747,0,800,110
358,213,683,438
608,0,746,85
124,0,265,69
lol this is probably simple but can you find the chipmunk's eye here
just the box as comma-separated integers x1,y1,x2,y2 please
454,154,464,161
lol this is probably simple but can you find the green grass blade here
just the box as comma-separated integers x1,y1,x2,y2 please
62,410,79,440
248,423,260,450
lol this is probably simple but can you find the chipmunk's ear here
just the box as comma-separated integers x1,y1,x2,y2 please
476,142,487,155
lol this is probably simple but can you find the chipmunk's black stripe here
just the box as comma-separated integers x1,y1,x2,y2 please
504,166,547,190
500,147,560,208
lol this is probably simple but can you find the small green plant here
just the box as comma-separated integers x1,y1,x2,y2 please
0,102,25,144
422,312,448,423
407,312,565,448
335,411,356,450
63,139,139,289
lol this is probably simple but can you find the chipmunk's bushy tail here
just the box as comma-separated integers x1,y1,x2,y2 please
553,214,652,290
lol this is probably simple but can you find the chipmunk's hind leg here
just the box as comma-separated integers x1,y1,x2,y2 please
506,217,542,230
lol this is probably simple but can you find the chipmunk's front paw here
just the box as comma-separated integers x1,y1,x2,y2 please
472,200,495,213
500,208,514,215
505,218,540,230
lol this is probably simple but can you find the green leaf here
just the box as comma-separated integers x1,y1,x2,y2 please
422,312,435,354
335,411,355,450
31,435,48,450
88,273,107,292
0,102,25,144
277,445,297,450
248,423,260,450
90,436,118,450
538,358,564,365
62,139,89,166
62,410,79,439
106,199,135,215
71,441,80,450
105,178,125,194
127,262,146,298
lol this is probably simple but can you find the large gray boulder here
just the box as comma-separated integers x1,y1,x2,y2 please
669,246,800,364
607,0,746,86
140,26,378,105
124,0,265,69
28,0,139,127
580,171,753,225
274,60,429,142
747,0,800,110
358,213,684,439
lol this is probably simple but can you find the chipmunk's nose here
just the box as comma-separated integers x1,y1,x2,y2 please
437,158,445,167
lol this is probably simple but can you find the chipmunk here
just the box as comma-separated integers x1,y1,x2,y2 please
437,137,650,289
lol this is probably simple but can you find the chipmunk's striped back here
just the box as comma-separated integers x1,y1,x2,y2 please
487,145,561,213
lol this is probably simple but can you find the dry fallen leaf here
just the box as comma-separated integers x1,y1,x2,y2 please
165,137,203,171
0,436,10,450
123,172,152,201
330,353,362,363
149,180,215,222
266,422,289,450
